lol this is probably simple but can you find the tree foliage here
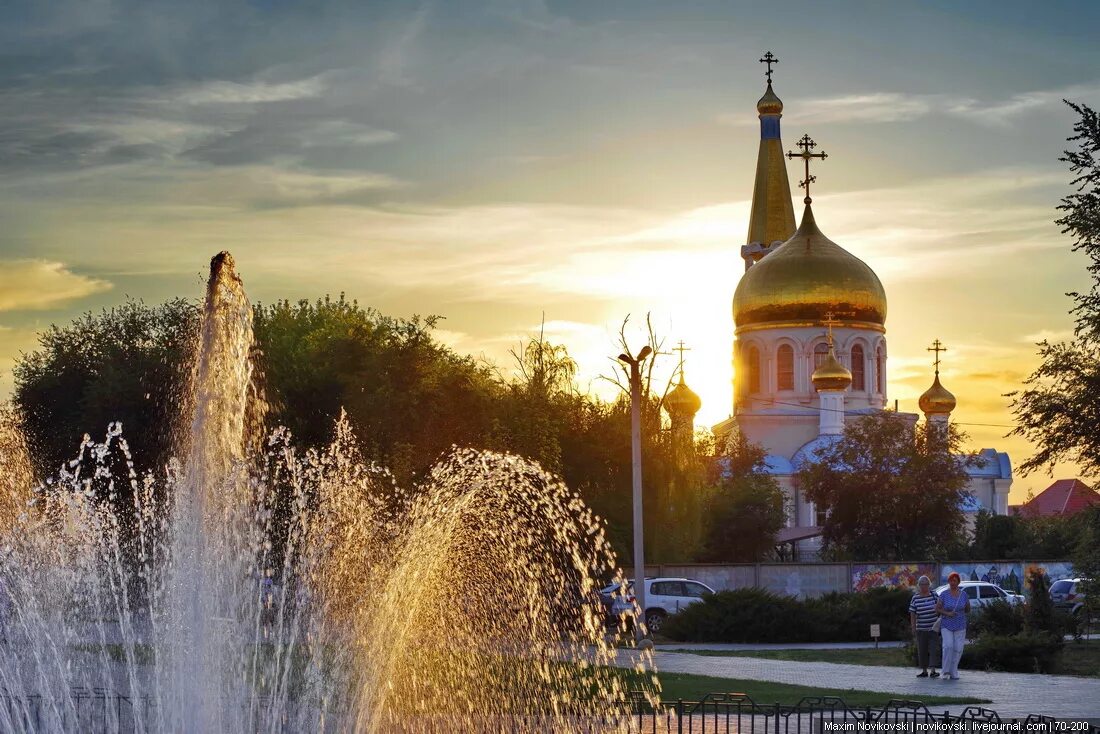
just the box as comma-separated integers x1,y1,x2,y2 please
696,432,785,562
13,298,197,477
970,509,1090,560
12,295,722,564
797,412,974,561
1010,102,1100,477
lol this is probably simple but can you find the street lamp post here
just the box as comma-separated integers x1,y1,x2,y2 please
618,345,652,646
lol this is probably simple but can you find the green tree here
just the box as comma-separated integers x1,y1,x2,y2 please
696,431,785,562
1072,505,1100,617
797,412,974,561
13,298,197,478
254,296,501,485
1010,103,1100,476
971,510,1027,559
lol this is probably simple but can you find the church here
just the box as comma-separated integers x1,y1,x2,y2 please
676,53,1013,557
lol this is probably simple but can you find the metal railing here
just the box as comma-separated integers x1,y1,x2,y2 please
2,690,1096,733
629,693,1100,734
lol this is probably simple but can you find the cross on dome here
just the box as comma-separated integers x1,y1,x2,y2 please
928,339,947,374
673,340,692,379
822,311,841,348
759,51,779,83
786,134,827,204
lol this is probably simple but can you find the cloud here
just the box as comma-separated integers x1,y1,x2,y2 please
721,82,1100,127
171,75,329,105
1021,328,1074,344
0,261,111,311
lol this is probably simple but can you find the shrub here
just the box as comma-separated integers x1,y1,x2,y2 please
969,599,1026,637
961,632,1064,673
660,587,911,643
660,589,812,643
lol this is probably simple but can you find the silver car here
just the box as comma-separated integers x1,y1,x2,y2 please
600,577,715,632
934,581,1025,608
1050,578,1088,617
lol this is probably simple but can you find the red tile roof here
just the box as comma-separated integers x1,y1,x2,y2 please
1017,479,1100,517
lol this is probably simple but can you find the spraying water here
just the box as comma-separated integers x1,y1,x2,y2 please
0,253,655,733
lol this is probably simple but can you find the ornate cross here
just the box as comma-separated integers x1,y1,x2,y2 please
759,51,779,84
786,134,828,204
822,311,842,349
928,339,947,374
674,340,691,376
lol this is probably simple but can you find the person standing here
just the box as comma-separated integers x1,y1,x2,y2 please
936,572,971,680
909,576,940,678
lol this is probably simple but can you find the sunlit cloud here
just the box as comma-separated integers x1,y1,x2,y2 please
0,260,111,311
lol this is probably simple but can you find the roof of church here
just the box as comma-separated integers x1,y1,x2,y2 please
1016,479,1099,517
745,79,796,247
791,434,843,471
964,449,1012,480
734,203,888,329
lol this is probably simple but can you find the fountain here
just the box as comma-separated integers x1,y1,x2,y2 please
0,253,654,733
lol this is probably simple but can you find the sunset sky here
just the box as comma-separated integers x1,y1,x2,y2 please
3,1,1099,500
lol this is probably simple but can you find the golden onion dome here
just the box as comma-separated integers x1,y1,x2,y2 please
733,204,887,329
811,347,852,392
919,373,956,415
757,82,784,115
664,375,702,416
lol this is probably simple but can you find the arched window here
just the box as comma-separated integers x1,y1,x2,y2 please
777,344,794,390
746,345,761,393
876,346,885,394
851,344,865,391
813,342,829,369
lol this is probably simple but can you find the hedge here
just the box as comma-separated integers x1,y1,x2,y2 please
659,587,911,643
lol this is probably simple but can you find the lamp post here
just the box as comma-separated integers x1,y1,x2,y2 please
618,345,652,647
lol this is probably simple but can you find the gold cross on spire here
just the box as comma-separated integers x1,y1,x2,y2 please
928,339,947,374
822,311,841,349
759,51,779,84
674,340,691,378
786,133,828,204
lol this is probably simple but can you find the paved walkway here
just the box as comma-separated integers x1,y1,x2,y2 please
655,641,906,651
617,649,1100,719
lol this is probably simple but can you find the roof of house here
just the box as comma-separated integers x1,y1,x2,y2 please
1017,479,1100,517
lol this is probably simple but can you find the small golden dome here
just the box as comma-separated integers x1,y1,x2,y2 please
733,204,887,329
811,348,852,392
919,373,956,415
664,375,702,416
757,82,784,115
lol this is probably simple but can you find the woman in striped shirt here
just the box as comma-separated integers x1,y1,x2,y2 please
909,576,940,678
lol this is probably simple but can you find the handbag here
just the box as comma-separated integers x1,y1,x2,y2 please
931,617,941,633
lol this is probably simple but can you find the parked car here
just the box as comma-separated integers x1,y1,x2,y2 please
599,577,715,632
1050,578,1089,617
934,581,1025,609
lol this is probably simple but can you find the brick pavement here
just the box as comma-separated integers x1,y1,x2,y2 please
617,649,1100,719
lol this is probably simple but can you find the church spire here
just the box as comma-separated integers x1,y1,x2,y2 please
742,51,797,272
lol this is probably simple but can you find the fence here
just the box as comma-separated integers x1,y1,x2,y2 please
629,693,1100,734
4,690,1096,734
625,560,1075,598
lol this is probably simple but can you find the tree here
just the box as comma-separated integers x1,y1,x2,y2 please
1072,505,1100,617
254,295,501,485
696,431,786,562
1010,102,1100,477
13,298,197,479
797,412,974,561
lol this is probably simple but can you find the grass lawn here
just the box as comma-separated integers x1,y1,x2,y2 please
639,670,988,708
663,640,1100,678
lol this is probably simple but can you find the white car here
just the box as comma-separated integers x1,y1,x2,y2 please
933,581,1025,609
600,577,715,632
